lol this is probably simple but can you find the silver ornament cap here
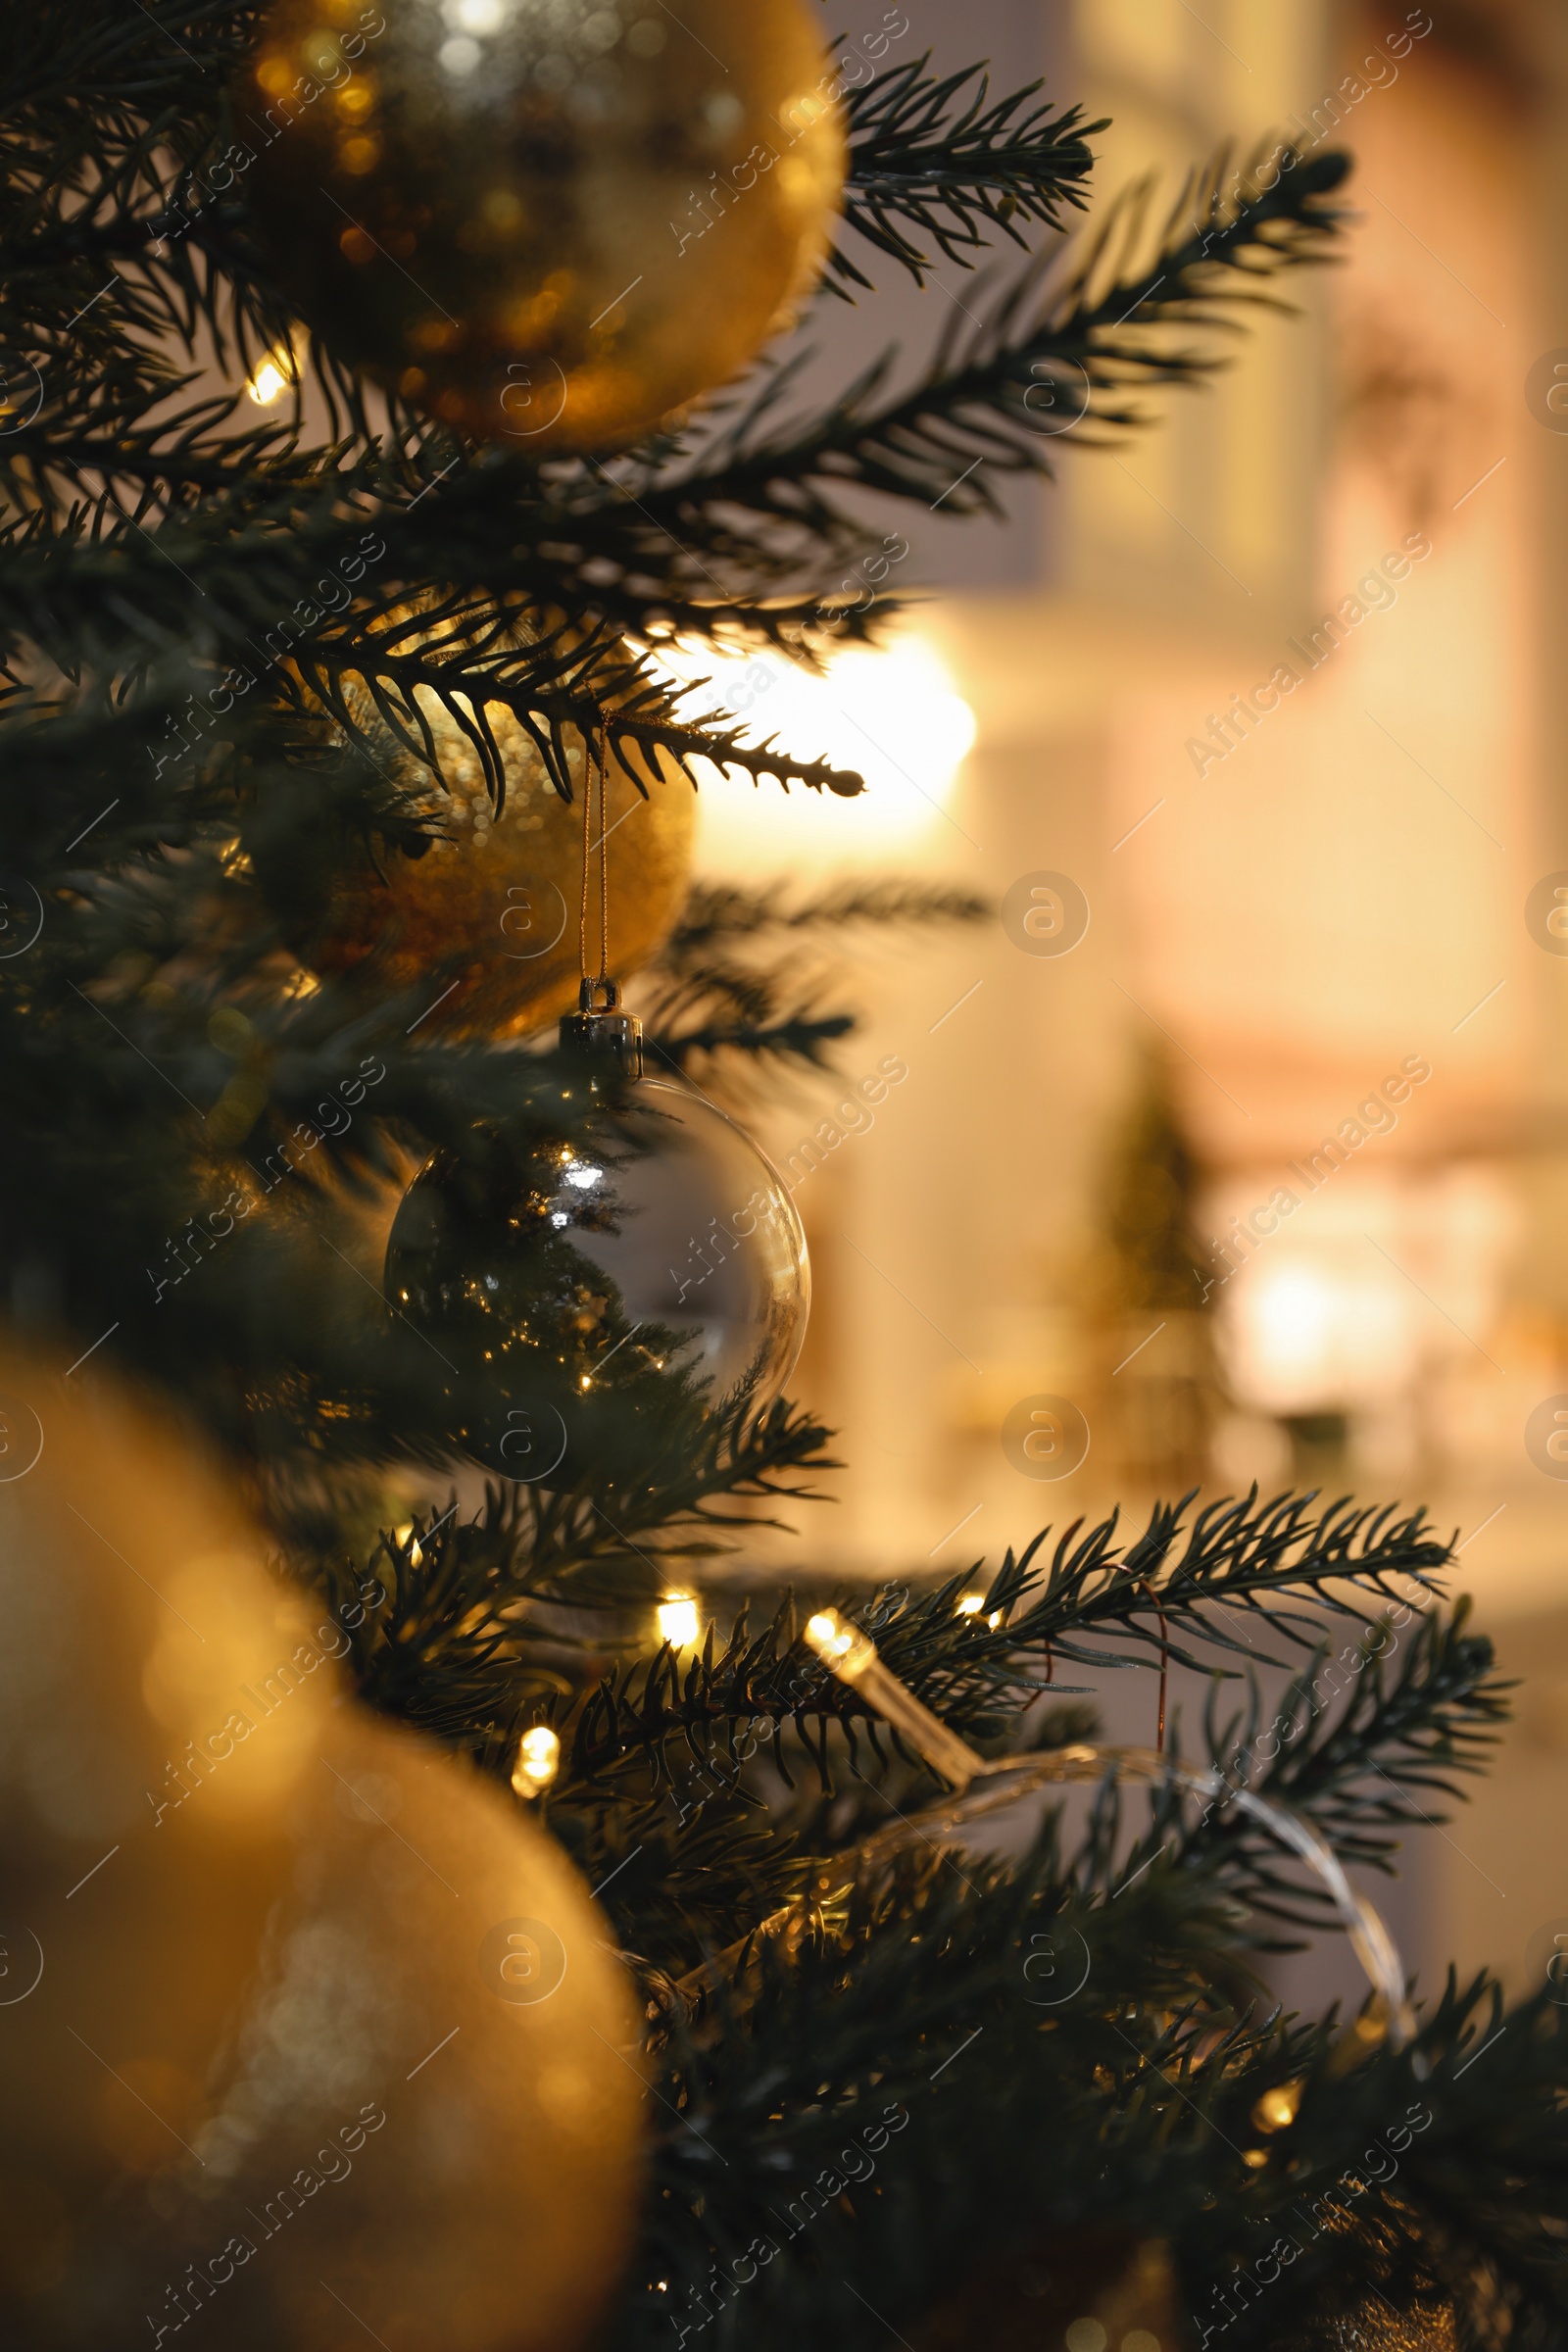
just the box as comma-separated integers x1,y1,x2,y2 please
560,976,643,1079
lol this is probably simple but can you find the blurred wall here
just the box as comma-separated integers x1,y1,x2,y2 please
688,0,1568,2008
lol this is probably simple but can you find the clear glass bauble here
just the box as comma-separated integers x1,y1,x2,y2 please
384,1081,808,1478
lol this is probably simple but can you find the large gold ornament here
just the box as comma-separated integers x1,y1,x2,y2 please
293,715,696,1039
0,1342,642,2349
237,0,847,449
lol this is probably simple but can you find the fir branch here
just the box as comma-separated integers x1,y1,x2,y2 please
1174,1601,1509,1936
0,529,868,806
556,1599,1499,1988
637,956,855,1069
0,0,250,118
1185,1977,1568,2350
985,1488,1451,1677
637,881,989,1076
835,56,1102,291
337,1398,840,1758
0,146,1349,668
295,627,865,805
587,142,1352,626
658,879,992,961
616,1856,1286,2350
646,1012,857,1071
508,1494,1452,1805
1236,1599,1506,1847
552,1783,819,1980
617,1868,1568,2352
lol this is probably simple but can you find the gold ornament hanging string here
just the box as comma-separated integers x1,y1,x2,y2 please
578,715,612,1000
675,1609,1417,2055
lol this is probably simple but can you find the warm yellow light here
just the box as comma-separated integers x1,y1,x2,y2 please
956,1593,984,1615
658,1592,701,1648
246,353,292,407
647,632,976,871
1227,1249,1417,1417
1250,2081,1302,2133
392,1521,422,1566
806,1609,855,1659
512,1724,561,1797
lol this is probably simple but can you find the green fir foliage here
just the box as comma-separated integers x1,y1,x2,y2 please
7,9,1548,2349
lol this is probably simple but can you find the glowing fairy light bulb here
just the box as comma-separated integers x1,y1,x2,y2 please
246,349,294,406
805,1609,984,1790
807,1609,856,1659
511,1725,561,1798
658,1592,701,1649
1250,2082,1303,2133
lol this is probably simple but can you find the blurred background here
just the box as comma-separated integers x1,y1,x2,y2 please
678,0,1568,2017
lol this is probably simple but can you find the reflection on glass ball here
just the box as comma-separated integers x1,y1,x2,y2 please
557,1083,809,1403
384,1083,808,1475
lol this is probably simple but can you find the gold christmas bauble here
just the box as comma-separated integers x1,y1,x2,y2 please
237,0,847,449
915,2228,1457,2352
290,719,696,1039
916,2230,1181,2352
0,1342,642,2349
1332,2291,1457,2349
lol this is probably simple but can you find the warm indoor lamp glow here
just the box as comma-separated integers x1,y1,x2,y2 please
1225,1249,1417,1416
658,1592,701,1648
511,1724,561,1798
1251,1265,1335,1385
647,633,976,870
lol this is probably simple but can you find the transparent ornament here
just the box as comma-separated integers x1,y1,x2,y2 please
384,1004,808,1477
548,1079,808,1402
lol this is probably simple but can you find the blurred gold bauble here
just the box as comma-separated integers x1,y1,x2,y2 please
914,2225,1456,2352
916,2230,1181,2352
1333,2291,1457,2350
0,1342,642,2349
237,0,847,448
297,721,696,1039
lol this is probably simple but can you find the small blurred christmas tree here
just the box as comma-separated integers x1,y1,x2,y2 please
1078,1044,1221,1492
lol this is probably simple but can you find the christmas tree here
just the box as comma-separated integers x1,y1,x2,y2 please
3,6,1561,2350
